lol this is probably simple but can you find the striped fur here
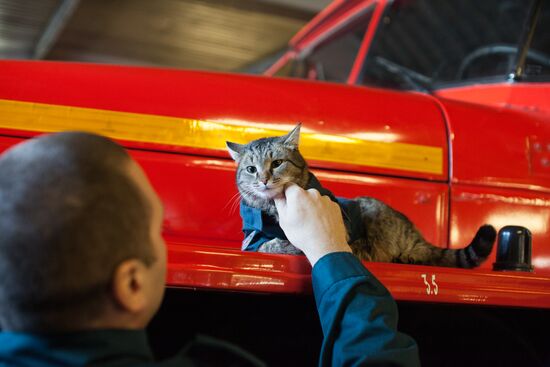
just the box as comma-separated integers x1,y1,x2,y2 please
227,125,496,268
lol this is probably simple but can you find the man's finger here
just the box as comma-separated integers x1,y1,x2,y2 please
285,182,302,195
283,183,302,198
273,195,287,212
307,188,321,198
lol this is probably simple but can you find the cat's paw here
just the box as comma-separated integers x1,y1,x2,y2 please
258,238,302,255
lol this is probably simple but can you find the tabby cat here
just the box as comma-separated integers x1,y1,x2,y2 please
226,124,496,268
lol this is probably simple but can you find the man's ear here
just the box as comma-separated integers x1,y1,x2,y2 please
226,141,245,162
280,123,301,149
111,259,148,314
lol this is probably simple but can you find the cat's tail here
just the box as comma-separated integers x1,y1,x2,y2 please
452,224,497,268
420,225,496,268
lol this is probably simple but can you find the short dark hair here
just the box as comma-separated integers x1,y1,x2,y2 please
0,132,155,331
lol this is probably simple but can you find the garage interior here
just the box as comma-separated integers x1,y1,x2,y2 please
1,1,549,367
0,0,332,73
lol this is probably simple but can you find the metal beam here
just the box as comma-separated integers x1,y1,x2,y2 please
33,0,80,59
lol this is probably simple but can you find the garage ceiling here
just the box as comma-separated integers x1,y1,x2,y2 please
0,0,330,72
0,0,62,59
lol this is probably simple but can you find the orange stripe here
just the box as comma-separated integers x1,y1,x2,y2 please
0,99,443,174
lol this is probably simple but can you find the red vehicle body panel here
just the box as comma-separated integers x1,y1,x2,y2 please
440,98,550,273
1,60,549,309
443,98,550,191
435,83,550,116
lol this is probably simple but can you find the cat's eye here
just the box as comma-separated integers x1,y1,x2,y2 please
271,160,283,169
246,166,257,174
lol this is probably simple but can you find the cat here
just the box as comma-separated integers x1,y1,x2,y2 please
226,124,496,268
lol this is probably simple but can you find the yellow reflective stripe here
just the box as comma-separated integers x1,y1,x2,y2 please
0,99,443,174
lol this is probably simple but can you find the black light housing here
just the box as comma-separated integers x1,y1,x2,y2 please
493,226,533,272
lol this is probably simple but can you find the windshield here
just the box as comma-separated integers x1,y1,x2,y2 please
360,0,550,91
273,9,373,83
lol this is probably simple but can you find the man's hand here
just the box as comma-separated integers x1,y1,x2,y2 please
274,184,352,266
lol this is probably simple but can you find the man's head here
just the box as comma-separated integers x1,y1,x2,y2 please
0,132,166,332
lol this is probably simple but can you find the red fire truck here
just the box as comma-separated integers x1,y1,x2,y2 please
0,0,548,365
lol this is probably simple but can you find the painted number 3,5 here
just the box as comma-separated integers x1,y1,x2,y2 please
421,274,439,295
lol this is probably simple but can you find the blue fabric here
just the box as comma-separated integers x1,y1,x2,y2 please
313,252,420,367
240,201,287,251
241,173,365,251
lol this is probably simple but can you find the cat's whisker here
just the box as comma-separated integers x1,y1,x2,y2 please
230,190,251,214
223,191,243,212
225,189,253,215
228,188,256,214
227,191,242,204
232,191,252,211
230,197,244,214
229,197,241,214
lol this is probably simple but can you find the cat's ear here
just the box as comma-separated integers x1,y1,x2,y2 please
281,123,301,149
226,141,244,161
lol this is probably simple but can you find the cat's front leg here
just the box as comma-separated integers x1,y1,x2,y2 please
258,238,302,255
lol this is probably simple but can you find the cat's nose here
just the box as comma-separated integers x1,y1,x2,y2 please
260,178,268,185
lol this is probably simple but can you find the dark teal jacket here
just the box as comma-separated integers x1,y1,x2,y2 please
313,252,419,366
0,253,419,367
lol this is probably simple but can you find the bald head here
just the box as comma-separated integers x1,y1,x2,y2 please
0,132,155,331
